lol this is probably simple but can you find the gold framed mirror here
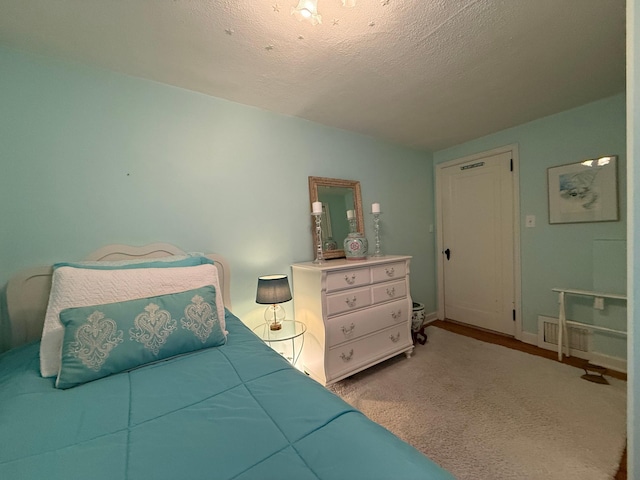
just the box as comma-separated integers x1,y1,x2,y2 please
308,176,364,259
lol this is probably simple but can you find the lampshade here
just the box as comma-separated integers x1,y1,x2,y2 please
291,0,322,25
256,275,292,305
256,275,292,331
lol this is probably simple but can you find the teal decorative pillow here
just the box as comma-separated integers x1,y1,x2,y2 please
53,254,214,270
56,285,226,389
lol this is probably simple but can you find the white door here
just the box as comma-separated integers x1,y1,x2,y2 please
439,150,515,336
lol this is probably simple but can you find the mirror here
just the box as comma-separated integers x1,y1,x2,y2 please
308,176,364,259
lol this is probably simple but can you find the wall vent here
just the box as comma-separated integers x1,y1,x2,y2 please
537,316,590,353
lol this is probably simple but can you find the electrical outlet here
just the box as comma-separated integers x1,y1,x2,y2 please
593,297,605,310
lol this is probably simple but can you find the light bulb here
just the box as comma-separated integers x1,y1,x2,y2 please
292,0,321,25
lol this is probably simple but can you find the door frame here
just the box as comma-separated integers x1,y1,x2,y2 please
435,144,523,340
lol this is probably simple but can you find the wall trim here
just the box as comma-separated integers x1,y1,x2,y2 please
424,311,438,324
520,331,538,346
588,352,628,374
536,315,627,373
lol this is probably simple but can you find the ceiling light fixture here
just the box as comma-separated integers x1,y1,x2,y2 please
291,0,356,25
292,0,322,25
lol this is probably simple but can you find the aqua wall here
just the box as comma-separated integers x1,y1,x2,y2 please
434,94,627,360
0,48,436,326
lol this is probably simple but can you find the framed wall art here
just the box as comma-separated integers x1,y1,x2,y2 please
547,155,618,224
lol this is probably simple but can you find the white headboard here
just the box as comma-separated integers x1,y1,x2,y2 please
5,243,232,351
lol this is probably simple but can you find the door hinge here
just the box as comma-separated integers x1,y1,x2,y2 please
510,159,513,172
513,309,516,321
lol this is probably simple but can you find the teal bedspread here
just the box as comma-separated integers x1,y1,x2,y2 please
0,310,453,480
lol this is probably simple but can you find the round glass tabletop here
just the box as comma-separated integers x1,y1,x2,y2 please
252,320,306,342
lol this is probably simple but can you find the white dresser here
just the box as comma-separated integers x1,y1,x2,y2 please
292,255,413,386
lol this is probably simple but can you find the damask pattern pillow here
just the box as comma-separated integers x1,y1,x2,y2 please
56,285,226,389
40,263,225,378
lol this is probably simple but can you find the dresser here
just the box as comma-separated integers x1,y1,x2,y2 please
292,256,413,386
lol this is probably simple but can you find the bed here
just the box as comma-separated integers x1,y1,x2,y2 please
0,243,453,480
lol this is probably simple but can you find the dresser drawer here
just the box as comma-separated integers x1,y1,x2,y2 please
326,267,370,292
326,286,372,316
371,262,406,283
371,280,407,305
326,325,412,379
326,299,408,346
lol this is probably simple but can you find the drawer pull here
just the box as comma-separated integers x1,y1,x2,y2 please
341,323,356,336
385,267,395,277
391,310,402,319
386,287,396,297
345,296,357,308
340,349,354,362
344,274,357,285
390,332,400,343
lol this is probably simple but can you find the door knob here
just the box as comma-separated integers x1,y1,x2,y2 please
444,248,451,260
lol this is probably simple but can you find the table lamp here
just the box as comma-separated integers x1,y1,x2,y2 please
256,274,292,331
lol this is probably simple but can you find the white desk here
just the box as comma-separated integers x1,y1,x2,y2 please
552,288,627,361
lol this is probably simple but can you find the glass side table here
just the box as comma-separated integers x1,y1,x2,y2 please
252,320,306,367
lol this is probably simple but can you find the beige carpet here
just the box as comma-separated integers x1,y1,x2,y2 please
328,326,627,480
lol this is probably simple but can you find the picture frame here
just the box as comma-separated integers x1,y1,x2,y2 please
547,155,618,224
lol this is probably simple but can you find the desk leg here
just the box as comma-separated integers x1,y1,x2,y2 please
557,292,566,361
562,307,570,359
291,335,305,367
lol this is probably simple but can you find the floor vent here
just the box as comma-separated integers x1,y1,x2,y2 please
538,316,590,353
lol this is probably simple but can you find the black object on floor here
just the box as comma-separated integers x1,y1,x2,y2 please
581,362,609,385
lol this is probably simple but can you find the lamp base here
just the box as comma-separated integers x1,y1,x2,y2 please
264,304,286,331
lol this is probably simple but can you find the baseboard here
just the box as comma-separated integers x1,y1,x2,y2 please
587,352,627,373
520,331,538,346
425,312,438,324
536,315,627,373
435,315,627,373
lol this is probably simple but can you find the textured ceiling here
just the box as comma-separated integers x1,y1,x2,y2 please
0,0,626,152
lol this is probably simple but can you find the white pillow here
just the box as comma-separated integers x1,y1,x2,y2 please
39,264,226,378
